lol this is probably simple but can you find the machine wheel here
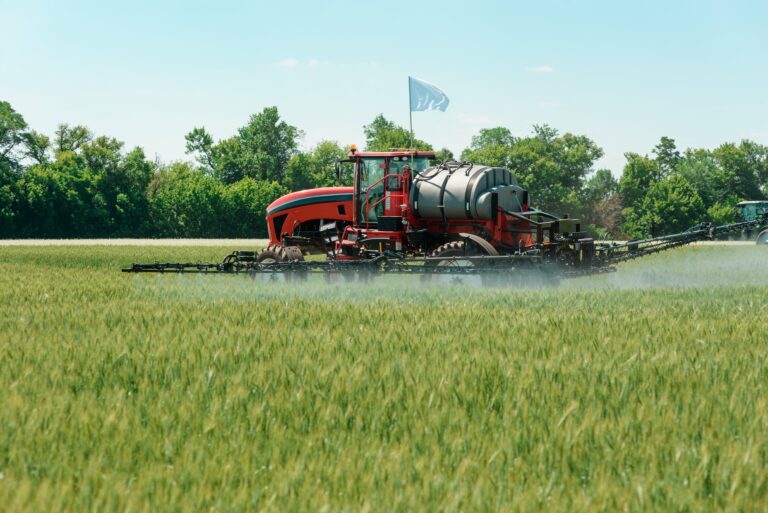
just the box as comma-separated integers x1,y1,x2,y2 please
431,240,480,259
256,245,282,264
255,245,307,282
757,229,768,245
426,240,490,286
256,245,305,263
428,240,550,288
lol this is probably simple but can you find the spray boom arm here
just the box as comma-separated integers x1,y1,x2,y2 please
594,216,768,268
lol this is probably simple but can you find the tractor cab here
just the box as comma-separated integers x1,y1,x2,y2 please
335,147,435,257
345,147,435,228
736,201,768,222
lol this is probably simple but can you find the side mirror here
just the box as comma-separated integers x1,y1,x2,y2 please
334,161,341,183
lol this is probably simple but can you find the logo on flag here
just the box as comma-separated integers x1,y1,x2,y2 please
409,76,449,112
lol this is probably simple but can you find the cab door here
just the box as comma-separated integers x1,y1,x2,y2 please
356,157,386,226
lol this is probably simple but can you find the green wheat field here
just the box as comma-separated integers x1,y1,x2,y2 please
1,245,767,512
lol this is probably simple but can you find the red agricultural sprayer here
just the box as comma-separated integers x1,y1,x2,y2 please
124,147,768,283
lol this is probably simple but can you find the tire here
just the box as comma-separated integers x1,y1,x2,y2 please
757,229,768,245
428,240,554,288
256,245,305,263
431,240,479,260
426,240,489,286
255,245,307,282
256,246,285,264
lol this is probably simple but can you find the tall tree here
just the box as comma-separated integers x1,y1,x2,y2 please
237,106,301,182
147,163,226,237
310,140,347,186
652,136,681,177
675,148,738,208
619,153,662,209
362,114,432,151
184,127,216,173
461,127,515,159
54,124,91,154
623,174,705,237
583,169,619,205
0,101,28,235
712,141,766,200
363,115,397,147
184,107,301,185
285,140,348,190
0,100,28,174
23,131,51,164
284,153,315,191
460,144,513,168
435,147,454,162
223,178,289,237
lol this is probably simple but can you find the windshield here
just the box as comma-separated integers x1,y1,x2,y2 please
741,203,768,221
387,156,431,175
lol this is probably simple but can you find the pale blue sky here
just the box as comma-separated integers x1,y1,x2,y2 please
2,0,766,173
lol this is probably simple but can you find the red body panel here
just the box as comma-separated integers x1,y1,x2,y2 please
265,186,353,244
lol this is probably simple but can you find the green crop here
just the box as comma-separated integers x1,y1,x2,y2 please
1,245,767,512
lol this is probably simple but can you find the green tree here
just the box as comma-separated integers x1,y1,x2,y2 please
461,144,514,168
0,101,29,235
284,153,315,191
23,130,51,164
184,107,301,185
712,141,766,201
461,127,515,159
0,100,28,174
15,158,89,237
435,147,454,162
619,153,662,209
675,148,739,209
285,140,348,191
363,114,396,145
147,163,226,237
213,137,248,185
223,178,289,237
309,140,347,187
237,106,301,182
90,146,155,236
362,114,432,151
54,124,91,154
0,181,16,236
184,127,216,173
652,136,681,177
706,201,739,225
583,169,619,205
13,132,155,237
623,175,705,238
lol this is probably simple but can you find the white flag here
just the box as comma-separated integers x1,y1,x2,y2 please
409,76,449,112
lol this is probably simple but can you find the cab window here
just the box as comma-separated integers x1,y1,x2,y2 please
359,158,386,223
388,156,431,176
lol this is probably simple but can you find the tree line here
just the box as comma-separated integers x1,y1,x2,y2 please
461,127,768,238
1,99,766,239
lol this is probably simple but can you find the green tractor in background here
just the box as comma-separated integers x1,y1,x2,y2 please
736,201,768,244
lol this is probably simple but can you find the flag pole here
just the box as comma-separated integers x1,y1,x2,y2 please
408,77,415,174
409,110,414,149
408,77,414,149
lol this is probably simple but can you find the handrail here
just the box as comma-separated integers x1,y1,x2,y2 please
363,172,403,228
